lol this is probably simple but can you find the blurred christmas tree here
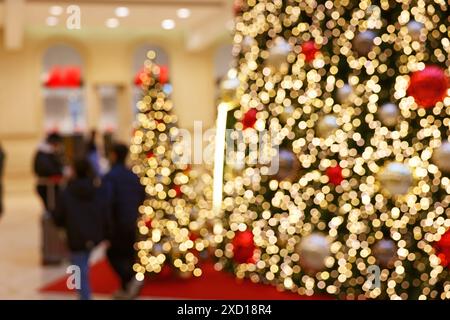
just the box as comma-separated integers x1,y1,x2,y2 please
336,0,450,299
212,0,450,300
130,52,208,280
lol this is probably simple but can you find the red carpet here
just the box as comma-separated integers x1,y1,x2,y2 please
40,260,329,300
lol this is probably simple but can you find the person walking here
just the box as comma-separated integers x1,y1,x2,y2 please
33,133,64,211
103,143,145,299
86,129,102,178
0,143,5,218
53,158,111,300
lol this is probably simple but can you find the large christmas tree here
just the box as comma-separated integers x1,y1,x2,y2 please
338,0,450,299
130,52,207,280
213,0,450,300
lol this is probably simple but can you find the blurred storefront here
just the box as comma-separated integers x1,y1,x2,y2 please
0,0,233,187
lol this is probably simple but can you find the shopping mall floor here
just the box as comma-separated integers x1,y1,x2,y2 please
0,178,111,300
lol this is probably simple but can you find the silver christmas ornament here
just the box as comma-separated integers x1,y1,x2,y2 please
353,30,376,56
378,162,413,195
337,84,352,104
317,115,339,138
407,20,424,41
297,233,330,272
280,105,295,123
153,243,163,254
273,149,301,182
433,141,450,173
266,37,292,70
241,36,255,51
372,239,397,268
378,103,400,127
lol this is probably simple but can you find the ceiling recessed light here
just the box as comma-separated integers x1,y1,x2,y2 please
115,7,130,18
106,18,120,29
177,8,191,19
161,19,175,30
46,16,59,26
49,6,63,16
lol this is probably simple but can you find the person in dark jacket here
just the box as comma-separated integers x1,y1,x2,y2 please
33,133,64,211
103,143,145,299
86,129,102,178
0,143,5,218
54,159,111,300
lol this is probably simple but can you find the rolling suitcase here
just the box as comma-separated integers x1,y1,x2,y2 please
41,180,69,265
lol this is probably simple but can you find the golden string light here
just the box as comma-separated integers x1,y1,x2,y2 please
214,0,450,300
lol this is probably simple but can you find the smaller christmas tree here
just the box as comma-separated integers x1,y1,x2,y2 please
130,51,205,280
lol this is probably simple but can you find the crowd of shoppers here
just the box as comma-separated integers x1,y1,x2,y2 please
33,132,145,300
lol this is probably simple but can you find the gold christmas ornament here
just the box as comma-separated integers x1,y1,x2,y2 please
372,239,397,268
297,233,331,273
378,103,400,127
433,141,450,173
378,162,413,196
317,115,339,138
266,37,292,70
273,149,301,182
336,84,352,104
353,30,376,56
407,20,424,41
220,76,240,103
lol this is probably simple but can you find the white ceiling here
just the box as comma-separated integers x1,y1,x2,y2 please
25,0,225,30
0,0,233,51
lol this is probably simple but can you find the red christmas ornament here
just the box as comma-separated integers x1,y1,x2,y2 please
233,0,243,16
232,230,256,264
134,68,149,86
326,165,344,185
407,65,448,108
434,229,450,268
158,65,169,85
301,41,319,62
173,185,182,197
145,218,152,229
189,232,199,242
146,151,154,159
135,66,168,86
134,70,143,86
242,108,258,129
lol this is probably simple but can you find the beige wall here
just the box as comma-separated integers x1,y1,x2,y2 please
0,32,221,185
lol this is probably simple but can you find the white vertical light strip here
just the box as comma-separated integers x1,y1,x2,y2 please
212,102,229,214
